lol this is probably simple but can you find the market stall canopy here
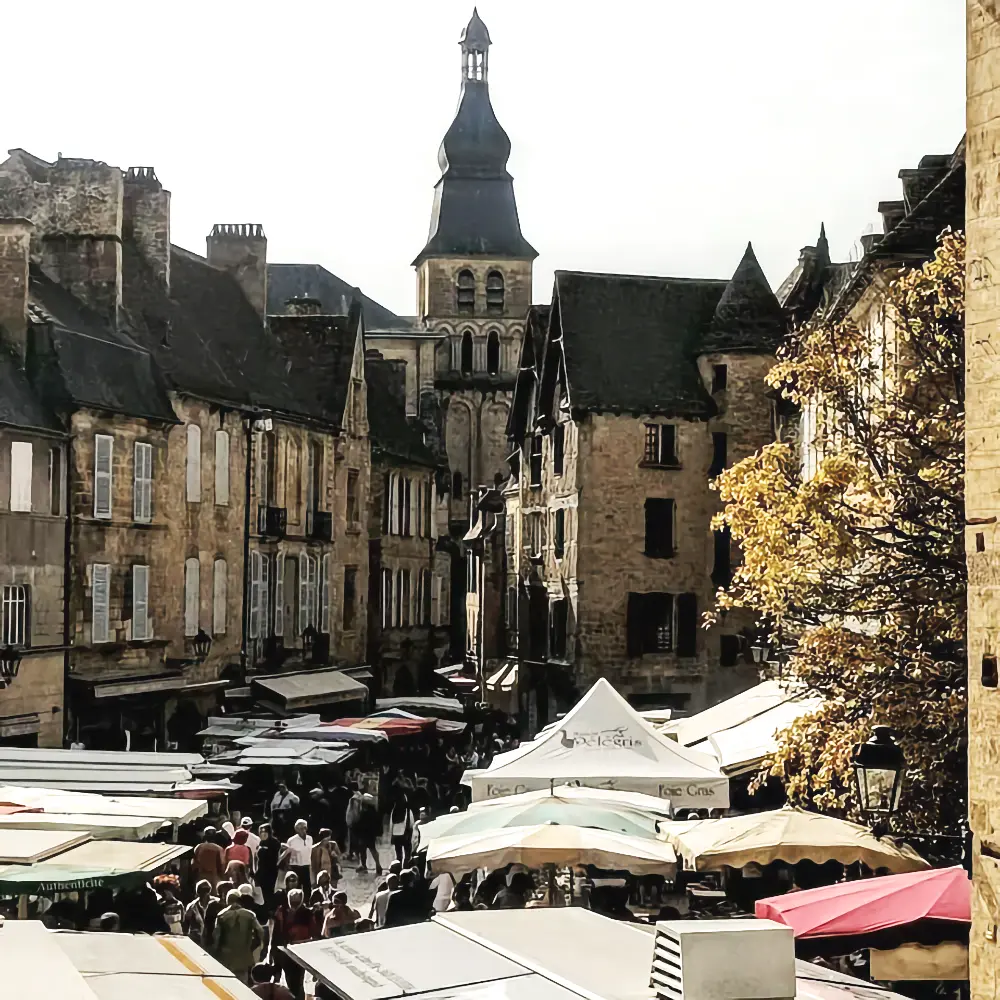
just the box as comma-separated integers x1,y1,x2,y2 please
376,695,466,718
470,784,674,817
464,678,730,810
417,793,663,846
211,739,354,768
0,812,168,841
0,785,208,825
663,807,929,873
252,667,369,712
1,921,258,1000
0,840,190,894
755,866,971,938
425,822,678,876
271,722,388,744
333,715,435,737
370,708,467,735
0,828,91,863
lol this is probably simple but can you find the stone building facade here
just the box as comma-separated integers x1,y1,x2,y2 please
966,3,1000,997
505,250,783,727
0,151,375,747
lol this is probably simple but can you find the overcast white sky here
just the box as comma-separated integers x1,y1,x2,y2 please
2,1,964,317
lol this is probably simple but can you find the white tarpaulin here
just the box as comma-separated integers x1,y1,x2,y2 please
464,679,729,810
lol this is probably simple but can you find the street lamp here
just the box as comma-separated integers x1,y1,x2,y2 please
0,646,22,688
192,629,212,663
851,726,904,831
750,641,771,665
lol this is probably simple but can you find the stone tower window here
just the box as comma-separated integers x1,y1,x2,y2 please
486,270,505,314
456,269,475,314
452,470,463,500
487,330,501,375
460,330,474,375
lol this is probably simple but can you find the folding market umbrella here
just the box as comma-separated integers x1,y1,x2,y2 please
415,795,661,846
425,823,677,876
469,784,674,817
662,806,929,874
755,865,970,939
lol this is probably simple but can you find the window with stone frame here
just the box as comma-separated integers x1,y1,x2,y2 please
644,498,675,558
1,585,29,646
343,566,358,631
93,435,113,519
626,592,674,656
91,564,110,644
709,432,728,477
529,435,543,487
460,330,474,374
133,442,153,523
711,364,728,393
486,270,504,315
381,567,393,630
549,599,568,660
712,527,732,588
129,564,151,641
9,441,31,512
347,469,360,528
643,424,678,467
552,423,565,476
553,508,566,559
184,557,200,637
186,424,202,503
487,330,501,375
456,269,475,314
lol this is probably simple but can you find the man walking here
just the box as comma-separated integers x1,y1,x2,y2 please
213,889,264,985
281,819,314,895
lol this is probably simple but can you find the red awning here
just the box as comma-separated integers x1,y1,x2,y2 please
332,716,434,737
0,803,42,815
755,866,971,938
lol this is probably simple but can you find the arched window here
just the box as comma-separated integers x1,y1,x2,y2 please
460,329,473,375
456,269,475,314
486,270,504,314
487,330,501,376
184,557,200,637
452,470,463,500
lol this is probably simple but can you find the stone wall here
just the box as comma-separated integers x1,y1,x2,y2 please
966,4,1000,996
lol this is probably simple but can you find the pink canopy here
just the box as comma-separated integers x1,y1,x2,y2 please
755,866,970,939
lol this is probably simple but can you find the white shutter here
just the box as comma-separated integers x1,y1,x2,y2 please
416,480,424,538
184,557,200,636
186,425,201,502
298,553,309,634
132,564,150,640
308,556,318,627
274,553,285,637
321,553,331,633
213,558,227,635
415,570,423,625
249,551,260,639
133,442,153,522
94,435,113,518
91,563,110,643
381,568,391,630
9,442,32,512
260,554,270,638
430,479,438,539
215,430,230,505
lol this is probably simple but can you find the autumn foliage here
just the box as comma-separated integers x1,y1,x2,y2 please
712,231,966,835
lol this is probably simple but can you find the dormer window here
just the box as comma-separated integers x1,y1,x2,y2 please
486,270,505,314
487,330,501,375
457,269,475,314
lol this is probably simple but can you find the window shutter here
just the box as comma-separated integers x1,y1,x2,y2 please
422,568,432,625
382,474,391,534
626,593,643,657
91,564,110,643
94,435,113,518
676,592,698,657
321,554,331,633
186,425,202,502
403,478,413,536
184,557,200,636
299,554,309,634
215,430,230,505
274,554,285,637
394,571,403,628
402,570,411,627
431,573,441,627
10,441,32,512
134,442,153,522
430,479,438,539
260,554,270,638
213,558,227,635
132,564,150,640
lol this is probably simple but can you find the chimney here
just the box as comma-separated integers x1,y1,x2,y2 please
123,167,171,289
206,223,267,315
0,218,33,363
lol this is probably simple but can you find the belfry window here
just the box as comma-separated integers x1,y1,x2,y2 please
460,330,474,375
457,269,475,314
487,331,501,375
486,270,504,314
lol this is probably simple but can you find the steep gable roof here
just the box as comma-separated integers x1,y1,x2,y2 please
0,350,62,433
365,355,437,468
550,271,724,420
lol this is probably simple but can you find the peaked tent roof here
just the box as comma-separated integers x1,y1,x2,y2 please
464,678,729,809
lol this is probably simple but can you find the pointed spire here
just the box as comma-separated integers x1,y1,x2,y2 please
461,8,492,52
816,222,830,263
702,242,787,353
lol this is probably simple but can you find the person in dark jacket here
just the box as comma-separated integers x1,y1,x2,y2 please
355,794,382,875
255,824,280,911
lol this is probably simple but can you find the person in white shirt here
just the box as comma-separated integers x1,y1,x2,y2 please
269,783,300,840
240,817,261,862
371,873,399,928
430,870,455,913
280,819,314,895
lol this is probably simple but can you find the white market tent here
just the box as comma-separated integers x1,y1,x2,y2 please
0,813,168,841
464,679,730,810
0,786,208,826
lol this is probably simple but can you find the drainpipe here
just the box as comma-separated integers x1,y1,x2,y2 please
240,416,255,682
61,433,74,747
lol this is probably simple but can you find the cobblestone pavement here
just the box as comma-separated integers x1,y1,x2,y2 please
335,830,397,915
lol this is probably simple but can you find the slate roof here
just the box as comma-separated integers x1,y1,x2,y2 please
549,271,726,420
702,243,788,353
0,350,61,433
507,304,549,443
365,356,437,468
28,265,176,424
266,263,415,332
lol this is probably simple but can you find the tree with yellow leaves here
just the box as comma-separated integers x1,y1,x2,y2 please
712,231,965,837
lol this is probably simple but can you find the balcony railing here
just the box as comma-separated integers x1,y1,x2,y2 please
307,510,334,542
257,505,287,538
